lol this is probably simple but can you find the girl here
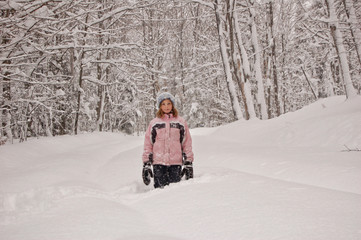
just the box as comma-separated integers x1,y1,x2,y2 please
142,92,194,188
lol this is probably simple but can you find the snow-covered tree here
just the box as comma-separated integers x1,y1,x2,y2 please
1,0,359,144
325,0,357,98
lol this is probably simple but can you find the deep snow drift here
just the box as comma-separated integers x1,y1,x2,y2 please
1,96,360,240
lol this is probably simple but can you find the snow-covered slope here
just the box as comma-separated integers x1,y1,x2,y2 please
1,96,360,240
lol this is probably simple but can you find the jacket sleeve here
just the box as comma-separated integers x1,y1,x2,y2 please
142,122,154,163
182,120,194,162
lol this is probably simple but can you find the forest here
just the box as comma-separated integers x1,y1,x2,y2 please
1,0,360,143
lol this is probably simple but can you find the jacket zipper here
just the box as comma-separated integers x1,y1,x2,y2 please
168,114,171,163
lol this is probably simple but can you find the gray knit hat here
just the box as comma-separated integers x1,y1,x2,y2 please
157,92,176,108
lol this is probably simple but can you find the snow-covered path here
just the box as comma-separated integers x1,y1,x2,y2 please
1,96,361,240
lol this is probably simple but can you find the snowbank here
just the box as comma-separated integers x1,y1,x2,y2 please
1,96,360,240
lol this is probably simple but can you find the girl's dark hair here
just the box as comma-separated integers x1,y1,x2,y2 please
156,106,178,118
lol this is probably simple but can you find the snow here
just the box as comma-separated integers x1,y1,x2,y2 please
55,89,65,96
1,96,361,240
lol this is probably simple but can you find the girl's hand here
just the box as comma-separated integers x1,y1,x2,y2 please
181,161,193,180
142,162,153,185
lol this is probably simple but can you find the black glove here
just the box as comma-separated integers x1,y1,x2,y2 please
142,161,153,185
181,161,193,180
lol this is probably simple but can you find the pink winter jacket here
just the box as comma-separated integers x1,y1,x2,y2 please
142,114,194,166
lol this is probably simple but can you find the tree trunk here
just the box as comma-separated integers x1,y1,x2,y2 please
226,0,245,116
326,60,335,96
95,53,104,132
326,0,357,99
301,67,318,100
342,0,361,66
267,1,281,116
95,16,107,132
1,71,12,143
74,50,85,135
4,110,13,143
74,14,89,134
214,0,243,120
233,8,256,119
44,113,53,137
248,0,268,119
1,30,12,143
96,85,105,132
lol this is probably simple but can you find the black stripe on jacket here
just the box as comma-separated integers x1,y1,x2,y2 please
151,123,166,144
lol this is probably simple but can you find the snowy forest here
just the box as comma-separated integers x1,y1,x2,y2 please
1,0,360,143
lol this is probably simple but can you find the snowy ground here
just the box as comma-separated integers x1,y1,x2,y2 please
1,96,361,240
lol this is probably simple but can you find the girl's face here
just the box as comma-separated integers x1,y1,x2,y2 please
160,99,173,114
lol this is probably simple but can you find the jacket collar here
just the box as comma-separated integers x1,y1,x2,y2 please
162,113,174,120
